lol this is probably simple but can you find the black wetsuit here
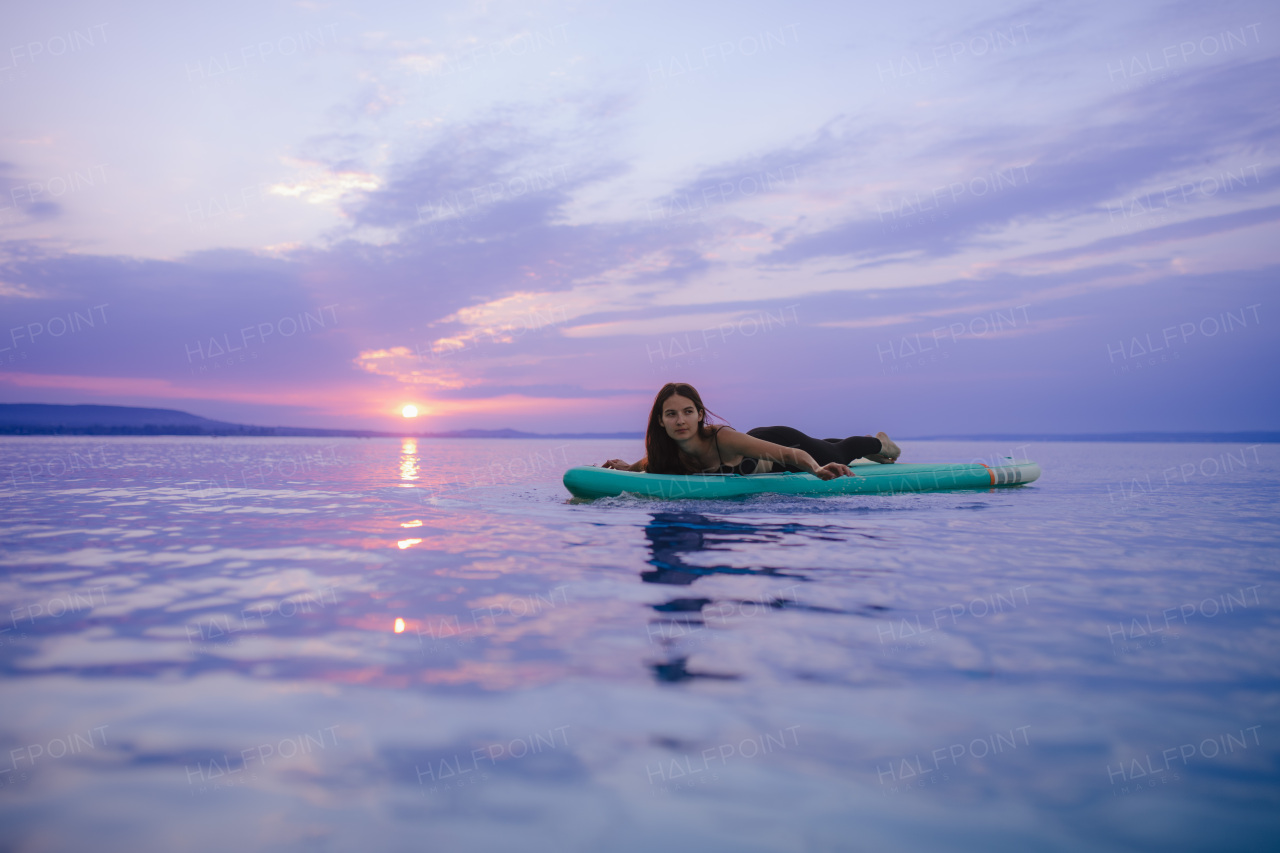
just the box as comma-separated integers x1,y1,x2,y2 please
710,426,883,475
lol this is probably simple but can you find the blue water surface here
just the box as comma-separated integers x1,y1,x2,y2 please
0,436,1276,852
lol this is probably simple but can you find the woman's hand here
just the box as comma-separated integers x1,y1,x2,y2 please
812,462,853,480
602,459,631,470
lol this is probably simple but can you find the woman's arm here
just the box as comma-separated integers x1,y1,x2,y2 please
603,457,647,471
713,427,850,479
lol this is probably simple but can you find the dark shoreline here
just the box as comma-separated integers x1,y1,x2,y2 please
0,425,646,439
0,403,643,439
1,404,1275,442
2,427,1276,443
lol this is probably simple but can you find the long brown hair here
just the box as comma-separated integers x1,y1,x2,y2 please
644,383,727,474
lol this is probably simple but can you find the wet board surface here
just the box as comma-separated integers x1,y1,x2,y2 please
562,459,1042,499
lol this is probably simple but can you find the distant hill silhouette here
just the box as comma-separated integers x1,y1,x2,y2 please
0,403,643,438
0,404,246,431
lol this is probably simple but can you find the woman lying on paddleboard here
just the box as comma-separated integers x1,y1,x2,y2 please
602,382,902,480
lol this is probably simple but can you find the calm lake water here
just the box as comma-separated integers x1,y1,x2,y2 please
0,436,1276,852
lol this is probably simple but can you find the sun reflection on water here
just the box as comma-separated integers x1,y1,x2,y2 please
400,438,419,484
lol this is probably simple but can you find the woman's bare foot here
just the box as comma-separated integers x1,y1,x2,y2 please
864,432,901,464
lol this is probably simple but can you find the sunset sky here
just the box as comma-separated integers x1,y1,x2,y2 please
1,0,1276,434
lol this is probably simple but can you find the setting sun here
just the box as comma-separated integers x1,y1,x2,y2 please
401,404,418,418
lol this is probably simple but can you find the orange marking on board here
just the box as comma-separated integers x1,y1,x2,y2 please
978,463,995,486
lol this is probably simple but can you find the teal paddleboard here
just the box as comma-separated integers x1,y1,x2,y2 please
563,458,1040,499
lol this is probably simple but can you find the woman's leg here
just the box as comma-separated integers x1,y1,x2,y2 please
747,426,882,471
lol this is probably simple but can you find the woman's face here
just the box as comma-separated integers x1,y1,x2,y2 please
660,394,701,440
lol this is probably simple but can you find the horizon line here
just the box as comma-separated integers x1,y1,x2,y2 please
0,404,1277,442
